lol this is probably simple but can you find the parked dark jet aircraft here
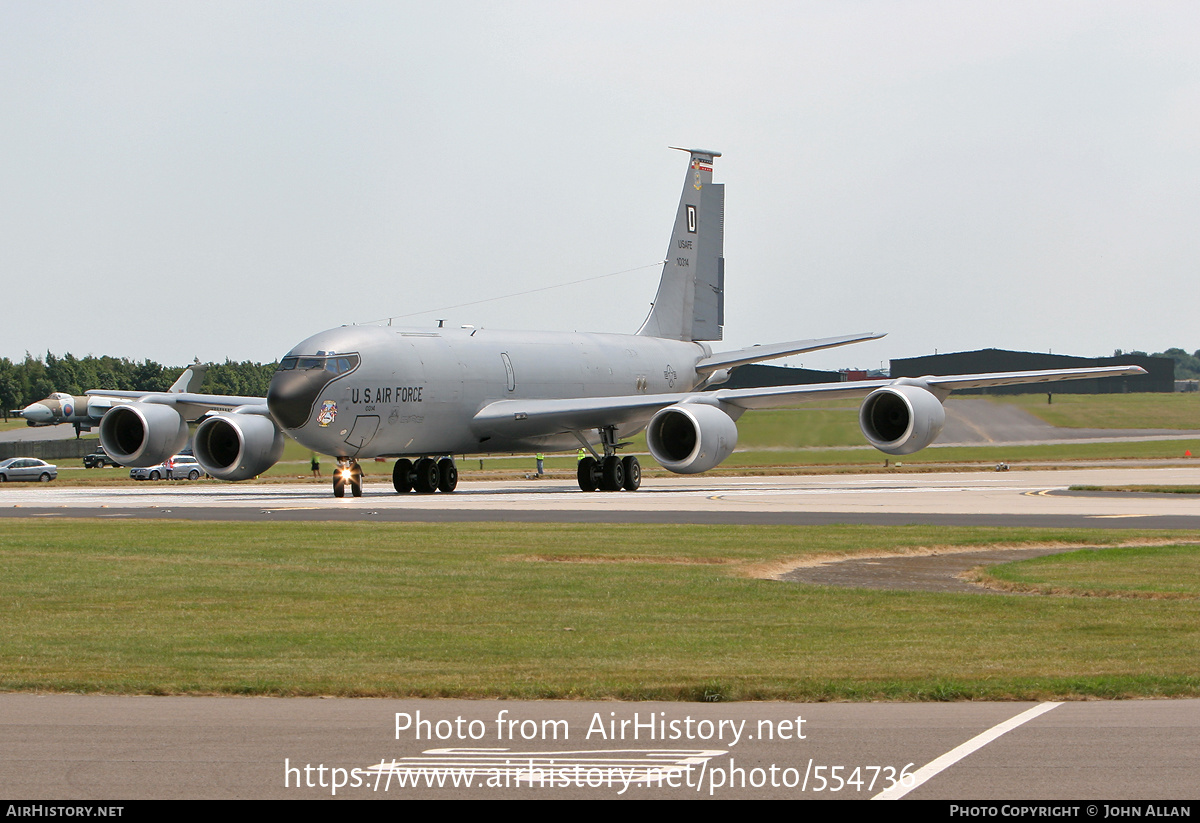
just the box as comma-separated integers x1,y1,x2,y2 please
92,149,1144,497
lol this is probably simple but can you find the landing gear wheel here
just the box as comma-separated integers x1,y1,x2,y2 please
392,458,413,493
414,457,439,494
577,456,598,491
437,458,458,492
621,455,641,491
350,463,363,497
333,475,346,498
601,455,624,491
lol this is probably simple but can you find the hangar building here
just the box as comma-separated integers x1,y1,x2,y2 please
890,349,1173,394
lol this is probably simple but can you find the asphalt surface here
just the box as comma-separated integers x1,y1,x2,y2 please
938,398,1198,445
0,422,83,442
2,695,1197,800
5,467,1200,528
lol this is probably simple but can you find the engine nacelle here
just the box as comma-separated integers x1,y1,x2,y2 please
99,403,189,468
192,413,285,481
859,384,946,455
646,403,738,474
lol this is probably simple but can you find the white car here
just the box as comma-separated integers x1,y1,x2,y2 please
130,454,204,481
0,458,58,482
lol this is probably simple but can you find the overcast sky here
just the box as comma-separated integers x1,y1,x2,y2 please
2,1,1197,373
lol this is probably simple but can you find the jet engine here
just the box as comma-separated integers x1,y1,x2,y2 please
192,413,286,481
646,403,738,474
858,384,946,455
98,403,189,468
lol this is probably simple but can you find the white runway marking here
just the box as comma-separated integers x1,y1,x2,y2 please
872,701,1063,800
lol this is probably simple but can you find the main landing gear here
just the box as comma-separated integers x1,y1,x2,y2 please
333,458,364,498
392,456,458,494
576,426,641,492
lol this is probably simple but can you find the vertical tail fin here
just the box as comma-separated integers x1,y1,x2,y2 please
637,148,724,342
169,360,208,393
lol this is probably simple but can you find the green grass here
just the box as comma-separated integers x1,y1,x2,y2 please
726,402,865,448
2,521,1198,700
974,545,1200,598
993,392,1200,430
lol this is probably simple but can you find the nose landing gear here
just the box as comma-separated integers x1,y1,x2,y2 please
333,458,363,498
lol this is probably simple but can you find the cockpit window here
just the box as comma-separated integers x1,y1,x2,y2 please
275,354,360,374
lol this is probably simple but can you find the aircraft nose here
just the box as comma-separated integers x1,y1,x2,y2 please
267,367,339,430
21,403,52,423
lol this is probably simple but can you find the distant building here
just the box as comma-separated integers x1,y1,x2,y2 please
891,349,1173,394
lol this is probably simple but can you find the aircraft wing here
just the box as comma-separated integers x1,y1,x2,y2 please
471,394,680,436
713,365,1148,410
85,389,266,421
470,365,1147,438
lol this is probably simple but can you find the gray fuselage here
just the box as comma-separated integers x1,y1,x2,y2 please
267,325,711,459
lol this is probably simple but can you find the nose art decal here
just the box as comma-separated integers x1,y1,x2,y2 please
317,400,337,427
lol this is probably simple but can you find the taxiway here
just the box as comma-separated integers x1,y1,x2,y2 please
4,466,1200,528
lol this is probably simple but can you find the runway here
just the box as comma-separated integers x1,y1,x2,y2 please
1,695,1196,800
4,465,1200,528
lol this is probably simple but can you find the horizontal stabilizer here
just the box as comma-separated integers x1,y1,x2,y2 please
696,332,886,374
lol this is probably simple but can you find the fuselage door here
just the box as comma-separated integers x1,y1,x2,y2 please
501,352,516,393
344,415,380,452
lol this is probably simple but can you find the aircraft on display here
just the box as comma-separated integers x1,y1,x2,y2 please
16,363,209,437
82,148,1142,497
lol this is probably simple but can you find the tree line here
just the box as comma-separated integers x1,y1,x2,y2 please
1113,348,1200,381
0,353,277,418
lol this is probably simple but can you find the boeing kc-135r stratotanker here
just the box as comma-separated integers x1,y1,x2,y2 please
93,149,1145,497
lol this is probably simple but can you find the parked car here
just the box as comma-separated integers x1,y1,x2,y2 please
130,454,205,481
0,458,58,482
83,448,121,468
